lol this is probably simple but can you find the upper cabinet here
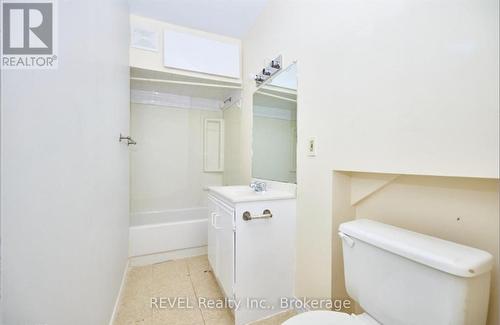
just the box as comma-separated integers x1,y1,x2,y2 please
130,15,242,83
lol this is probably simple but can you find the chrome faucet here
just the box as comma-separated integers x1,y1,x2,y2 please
250,181,267,192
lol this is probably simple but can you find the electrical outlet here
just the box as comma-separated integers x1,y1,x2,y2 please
307,137,317,157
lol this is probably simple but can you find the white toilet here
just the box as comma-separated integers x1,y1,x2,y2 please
284,219,493,325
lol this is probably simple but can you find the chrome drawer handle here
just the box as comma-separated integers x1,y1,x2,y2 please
242,209,272,221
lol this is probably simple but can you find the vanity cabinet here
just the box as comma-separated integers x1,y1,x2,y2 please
207,186,296,325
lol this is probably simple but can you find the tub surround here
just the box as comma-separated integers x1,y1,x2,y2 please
130,102,223,213
128,89,226,267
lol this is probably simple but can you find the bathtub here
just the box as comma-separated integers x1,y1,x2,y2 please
129,207,208,262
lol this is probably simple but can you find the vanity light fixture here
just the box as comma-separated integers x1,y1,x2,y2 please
254,55,282,85
255,74,266,83
270,60,281,70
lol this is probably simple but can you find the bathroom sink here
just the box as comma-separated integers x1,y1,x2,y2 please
208,185,295,203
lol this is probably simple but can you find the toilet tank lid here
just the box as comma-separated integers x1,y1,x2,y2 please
339,219,493,278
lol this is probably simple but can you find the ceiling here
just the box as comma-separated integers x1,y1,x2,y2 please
129,0,268,38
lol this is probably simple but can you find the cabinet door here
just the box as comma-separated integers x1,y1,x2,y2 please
207,196,218,273
214,201,235,298
233,200,296,325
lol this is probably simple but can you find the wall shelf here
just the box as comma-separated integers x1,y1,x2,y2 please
131,67,242,104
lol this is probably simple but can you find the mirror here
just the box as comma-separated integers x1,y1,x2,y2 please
252,63,297,184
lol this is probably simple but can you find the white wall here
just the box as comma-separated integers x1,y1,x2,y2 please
237,0,499,301
0,1,130,324
130,103,223,212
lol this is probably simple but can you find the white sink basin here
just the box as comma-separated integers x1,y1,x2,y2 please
208,185,295,203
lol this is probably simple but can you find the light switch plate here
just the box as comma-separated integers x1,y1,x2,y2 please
307,137,317,157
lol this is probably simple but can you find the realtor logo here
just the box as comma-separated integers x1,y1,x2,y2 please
1,0,58,69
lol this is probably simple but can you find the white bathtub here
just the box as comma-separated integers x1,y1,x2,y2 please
129,207,208,261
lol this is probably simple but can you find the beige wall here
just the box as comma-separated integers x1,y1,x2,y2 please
332,172,499,324
130,104,223,212
236,0,499,300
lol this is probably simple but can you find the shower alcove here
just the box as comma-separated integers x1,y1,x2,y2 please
128,67,241,265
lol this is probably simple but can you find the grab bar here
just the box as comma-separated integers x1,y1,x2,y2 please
242,209,272,221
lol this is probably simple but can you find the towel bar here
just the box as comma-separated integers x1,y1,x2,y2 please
242,209,272,221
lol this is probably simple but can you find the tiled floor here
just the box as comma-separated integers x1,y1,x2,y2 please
114,255,296,325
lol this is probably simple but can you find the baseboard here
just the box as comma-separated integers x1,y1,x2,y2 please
129,246,207,266
109,259,130,325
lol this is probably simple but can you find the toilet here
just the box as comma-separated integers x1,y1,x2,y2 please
284,219,493,325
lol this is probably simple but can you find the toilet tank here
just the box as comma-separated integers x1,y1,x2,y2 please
339,219,493,325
